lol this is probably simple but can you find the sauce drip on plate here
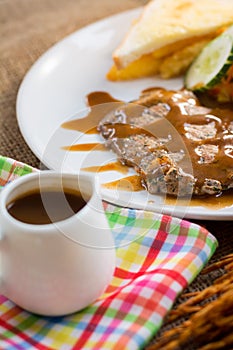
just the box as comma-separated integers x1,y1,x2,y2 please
62,92,122,134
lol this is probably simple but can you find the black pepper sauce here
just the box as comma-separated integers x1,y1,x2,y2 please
132,88,233,190
81,161,129,174
62,91,123,134
87,91,120,106
61,89,233,200
164,105,233,189
102,175,144,192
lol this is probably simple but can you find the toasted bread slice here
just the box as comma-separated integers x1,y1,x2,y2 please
107,35,216,81
108,0,233,80
107,54,162,81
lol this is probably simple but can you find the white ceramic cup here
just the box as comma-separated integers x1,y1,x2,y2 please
0,171,115,316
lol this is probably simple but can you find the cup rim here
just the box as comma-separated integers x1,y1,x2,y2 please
0,171,96,231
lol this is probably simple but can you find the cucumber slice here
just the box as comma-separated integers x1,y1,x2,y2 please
185,32,233,91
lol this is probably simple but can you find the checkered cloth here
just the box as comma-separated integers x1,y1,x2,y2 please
0,156,218,349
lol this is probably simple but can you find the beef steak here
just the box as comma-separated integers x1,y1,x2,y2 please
98,88,233,197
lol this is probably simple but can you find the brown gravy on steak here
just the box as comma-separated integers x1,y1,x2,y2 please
61,90,233,205
102,175,233,209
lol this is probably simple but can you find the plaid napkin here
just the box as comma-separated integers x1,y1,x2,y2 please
0,156,218,350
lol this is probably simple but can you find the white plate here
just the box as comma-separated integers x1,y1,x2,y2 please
16,8,233,220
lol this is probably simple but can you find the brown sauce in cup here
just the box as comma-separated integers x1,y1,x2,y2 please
7,189,86,224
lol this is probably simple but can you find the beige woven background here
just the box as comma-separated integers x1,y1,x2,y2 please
0,1,232,348
1,0,147,165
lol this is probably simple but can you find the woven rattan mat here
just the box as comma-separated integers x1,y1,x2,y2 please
1,1,233,349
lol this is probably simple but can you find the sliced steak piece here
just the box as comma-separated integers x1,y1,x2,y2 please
184,121,217,141
105,133,170,167
99,102,170,129
98,88,233,197
195,144,219,164
104,132,194,196
133,87,199,107
138,154,195,197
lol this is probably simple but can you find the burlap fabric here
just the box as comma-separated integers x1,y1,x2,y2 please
1,1,232,348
